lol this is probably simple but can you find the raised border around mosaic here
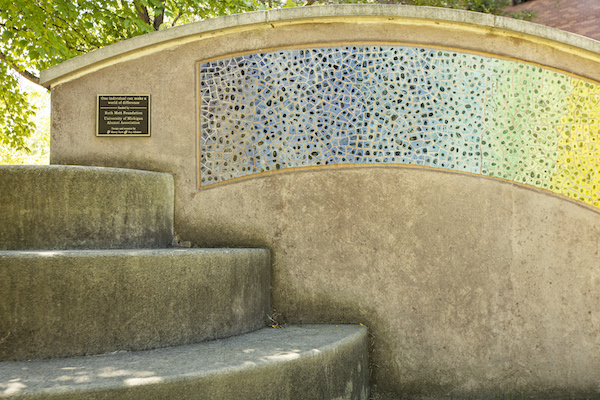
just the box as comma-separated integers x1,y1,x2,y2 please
199,44,600,208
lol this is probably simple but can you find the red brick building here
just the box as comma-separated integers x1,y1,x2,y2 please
504,0,600,41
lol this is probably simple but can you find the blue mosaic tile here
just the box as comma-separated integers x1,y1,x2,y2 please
199,45,486,186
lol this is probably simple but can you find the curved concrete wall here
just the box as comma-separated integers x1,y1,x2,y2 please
43,6,600,398
0,248,270,361
0,166,173,250
189,167,600,399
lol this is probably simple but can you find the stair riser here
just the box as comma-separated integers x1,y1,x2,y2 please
0,166,173,250
0,249,270,361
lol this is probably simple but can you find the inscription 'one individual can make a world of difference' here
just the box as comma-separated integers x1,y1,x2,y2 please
97,95,151,136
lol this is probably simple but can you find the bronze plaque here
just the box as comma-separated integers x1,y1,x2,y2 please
97,95,150,136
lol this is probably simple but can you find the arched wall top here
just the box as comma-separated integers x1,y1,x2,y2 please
40,4,600,88
47,3,600,210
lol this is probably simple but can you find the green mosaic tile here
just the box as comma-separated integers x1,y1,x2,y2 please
481,60,572,189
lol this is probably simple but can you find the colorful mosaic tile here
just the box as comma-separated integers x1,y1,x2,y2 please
550,78,600,207
199,45,600,208
481,61,572,188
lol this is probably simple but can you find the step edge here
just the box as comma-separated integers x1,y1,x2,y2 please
0,325,367,398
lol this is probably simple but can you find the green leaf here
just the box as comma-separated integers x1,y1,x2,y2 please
0,0,512,155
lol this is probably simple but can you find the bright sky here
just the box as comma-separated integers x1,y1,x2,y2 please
19,75,51,118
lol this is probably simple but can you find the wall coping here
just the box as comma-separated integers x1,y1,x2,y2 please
40,4,600,88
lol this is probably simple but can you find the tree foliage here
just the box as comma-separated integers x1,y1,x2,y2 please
0,0,263,152
0,61,35,150
1,0,528,155
272,0,530,17
0,89,49,165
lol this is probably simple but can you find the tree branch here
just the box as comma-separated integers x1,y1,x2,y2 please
152,0,166,31
133,1,151,25
0,22,22,32
0,50,40,86
171,11,183,27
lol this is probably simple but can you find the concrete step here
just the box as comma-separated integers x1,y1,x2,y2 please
0,248,270,361
0,166,173,250
0,325,368,400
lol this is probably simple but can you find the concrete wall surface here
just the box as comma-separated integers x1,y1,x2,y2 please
42,6,600,398
180,167,600,399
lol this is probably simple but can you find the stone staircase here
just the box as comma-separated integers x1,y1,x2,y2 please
0,166,368,399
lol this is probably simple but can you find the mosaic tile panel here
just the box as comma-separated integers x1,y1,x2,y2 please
550,78,600,207
199,45,600,208
481,61,572,188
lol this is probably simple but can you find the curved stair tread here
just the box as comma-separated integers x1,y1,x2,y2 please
0,325,368,400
